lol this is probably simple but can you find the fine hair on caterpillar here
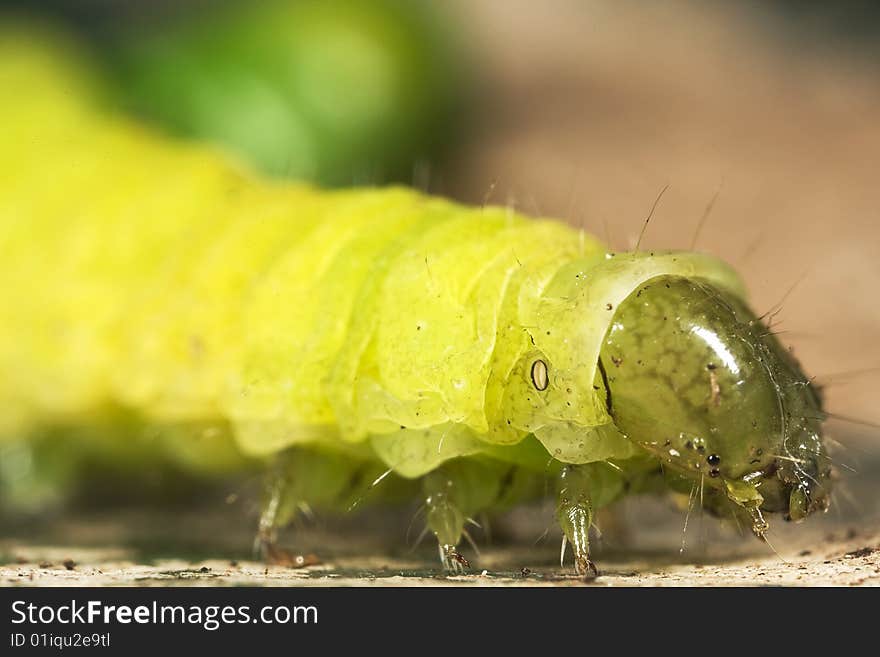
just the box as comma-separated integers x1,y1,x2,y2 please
0,26,843,578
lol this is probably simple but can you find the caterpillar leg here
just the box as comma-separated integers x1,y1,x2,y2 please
421,460,547,573
255,447,384,567
256,454,316,567
556,464,599,579
422,459,514,574
422,468,470,573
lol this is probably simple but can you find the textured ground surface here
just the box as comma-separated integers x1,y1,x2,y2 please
3,532,879,587
2,489,878,587
2,536,879,587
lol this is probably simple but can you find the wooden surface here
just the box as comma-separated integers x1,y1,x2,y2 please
2,536,879,587
3,528,878,587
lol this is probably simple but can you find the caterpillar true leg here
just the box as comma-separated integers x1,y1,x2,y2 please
255,450,315,567
422,467,471,573
255,447,394,567
420,458,545,572
420,459,508,573
556,464,598,579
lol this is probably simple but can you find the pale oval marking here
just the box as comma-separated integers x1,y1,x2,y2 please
531,359,549,391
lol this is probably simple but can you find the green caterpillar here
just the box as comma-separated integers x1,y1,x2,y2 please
0,23,832,574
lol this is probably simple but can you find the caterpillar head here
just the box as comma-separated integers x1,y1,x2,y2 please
598,275,832,536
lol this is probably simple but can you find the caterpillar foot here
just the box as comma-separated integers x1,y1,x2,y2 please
423,468,469,574
557,464,598,580
439,544,470,574
421,462,504,574
255,450,323,568
575,554,599,580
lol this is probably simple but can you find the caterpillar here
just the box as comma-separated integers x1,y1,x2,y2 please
0,22,833,575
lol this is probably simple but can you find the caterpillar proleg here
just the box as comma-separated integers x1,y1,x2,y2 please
0,24,832,575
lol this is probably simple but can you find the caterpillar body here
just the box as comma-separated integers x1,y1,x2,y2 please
0,25,832,574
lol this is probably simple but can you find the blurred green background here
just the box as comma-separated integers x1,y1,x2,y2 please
1,0,470,186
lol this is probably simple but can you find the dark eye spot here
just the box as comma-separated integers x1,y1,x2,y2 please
709,468,720,478
530,359,549,391
707,454,721,466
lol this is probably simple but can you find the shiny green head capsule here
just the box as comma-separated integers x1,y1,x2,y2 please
599,275,832,535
